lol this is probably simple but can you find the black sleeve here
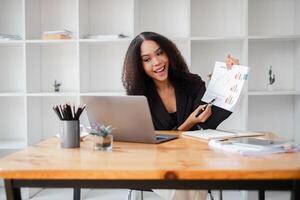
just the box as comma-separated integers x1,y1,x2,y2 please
192,75,232,130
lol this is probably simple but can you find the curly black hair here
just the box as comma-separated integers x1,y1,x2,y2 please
122,31,196,95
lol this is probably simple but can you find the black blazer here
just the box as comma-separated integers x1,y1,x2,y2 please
145,74,232,131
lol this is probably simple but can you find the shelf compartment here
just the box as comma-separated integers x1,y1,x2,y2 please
248,96,295,140
191,0,245,37
172,39,190,66
0,0,24,40
137,0,189,37
79,42,129,93
26,43,78,93
27,96,78,145
0,45,25,93
248,90,300,96
249,0,300,36
0,97,26,145
191,40,244,83
25,0,78,40
79,0,134,39
249,40,300,91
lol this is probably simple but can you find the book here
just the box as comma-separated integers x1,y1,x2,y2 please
84,34,128,40
43,29,72,35
182,129,265,141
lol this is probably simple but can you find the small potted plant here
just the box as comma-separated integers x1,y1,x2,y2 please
89,123,114,151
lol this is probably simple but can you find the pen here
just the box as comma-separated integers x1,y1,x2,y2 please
195,98,216,118
53,103,86,120
59,105,65,119
53,106,63,120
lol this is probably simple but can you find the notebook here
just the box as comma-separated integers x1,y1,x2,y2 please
182,129,265,141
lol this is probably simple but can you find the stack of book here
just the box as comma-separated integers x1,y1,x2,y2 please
42,30,72,40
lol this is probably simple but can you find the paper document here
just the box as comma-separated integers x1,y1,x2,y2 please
209,139,300,156
182,129,264,141
202,62,249,111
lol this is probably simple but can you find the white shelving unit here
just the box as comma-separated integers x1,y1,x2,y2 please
0,0,299,199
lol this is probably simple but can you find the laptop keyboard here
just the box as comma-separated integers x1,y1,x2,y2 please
156,134,172,140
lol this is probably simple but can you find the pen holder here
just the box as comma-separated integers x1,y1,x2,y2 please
60,120,80,148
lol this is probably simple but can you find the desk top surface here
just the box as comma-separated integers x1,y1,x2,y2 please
0,131,299,180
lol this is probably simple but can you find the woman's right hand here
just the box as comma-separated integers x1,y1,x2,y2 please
177,104,212,131
190,104,212,124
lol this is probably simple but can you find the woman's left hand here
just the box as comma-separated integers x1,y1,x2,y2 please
226,54,240,69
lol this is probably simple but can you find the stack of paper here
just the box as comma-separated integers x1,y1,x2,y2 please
208,138,300,156
42,30,72,40
0,33,22,40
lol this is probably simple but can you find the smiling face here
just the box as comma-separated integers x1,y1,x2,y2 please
140,40,169,83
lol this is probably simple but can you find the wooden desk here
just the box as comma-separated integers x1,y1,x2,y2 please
0,131,299,200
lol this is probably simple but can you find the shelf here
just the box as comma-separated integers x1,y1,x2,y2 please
26,40,77,44
0,0,299,149
0,93,25,97
248,90,300,96
248,35,300,41
27,92,78,97
80,92,126,96
191,36,245,41
78,38,132,43
0,140,27,150
0,40,24,46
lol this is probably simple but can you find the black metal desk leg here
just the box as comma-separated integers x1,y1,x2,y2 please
73,188,81,200
4,179,21,200
258,190,265,200
291,181,300,200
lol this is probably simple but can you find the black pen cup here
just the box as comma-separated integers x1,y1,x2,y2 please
60,120,80,148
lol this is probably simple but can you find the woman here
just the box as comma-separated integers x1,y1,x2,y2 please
122,31,239,200
122,31,239,131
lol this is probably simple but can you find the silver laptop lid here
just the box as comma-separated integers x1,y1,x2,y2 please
81,96,157,143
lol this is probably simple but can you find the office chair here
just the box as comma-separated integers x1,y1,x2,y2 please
128,189,153,200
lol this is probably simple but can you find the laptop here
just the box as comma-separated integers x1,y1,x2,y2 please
81,96,178,144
